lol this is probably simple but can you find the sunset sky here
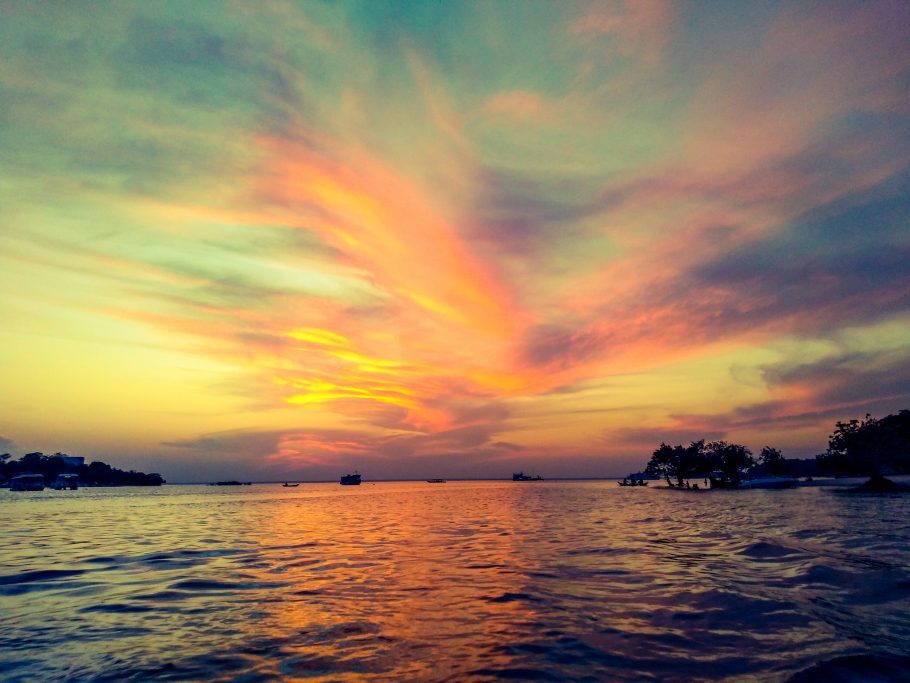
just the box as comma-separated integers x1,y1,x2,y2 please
1,1,909,481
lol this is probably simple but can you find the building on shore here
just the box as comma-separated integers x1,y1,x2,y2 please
57,455,85,468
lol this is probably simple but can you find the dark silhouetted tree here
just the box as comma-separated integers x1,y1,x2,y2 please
759,446,785,476
645,440,709,487
705,441,755,487
1,451,164,486
817,411,910,481
645,443,676,485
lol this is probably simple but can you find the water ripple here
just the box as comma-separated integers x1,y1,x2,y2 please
1,481,909,681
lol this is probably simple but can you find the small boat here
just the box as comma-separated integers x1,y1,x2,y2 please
708,474,799,490
282,482,299,487
512,472,543,481
51,474,79,490
618,479,648,487
666,482,706,491
340,472,362,486
213,480,245,486
10,474,45,491
426,479,446,483
739,476,799,489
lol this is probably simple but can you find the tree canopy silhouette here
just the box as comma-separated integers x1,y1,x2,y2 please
705,441,755,487
645,439,754,487
642,410,909,491
1,452,164,486
645,441,703,486
760,446,785,476
816,410,910,478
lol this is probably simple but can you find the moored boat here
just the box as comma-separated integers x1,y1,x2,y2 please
10,474,45,491
340,472,361,485
426,479,446,483
709,474,799,490
739,476,800,489
618,472,650,486
51,474,79,490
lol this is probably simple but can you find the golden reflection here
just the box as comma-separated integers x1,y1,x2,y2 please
244,483,551,674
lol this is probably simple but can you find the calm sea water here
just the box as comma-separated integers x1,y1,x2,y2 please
2,481,910,682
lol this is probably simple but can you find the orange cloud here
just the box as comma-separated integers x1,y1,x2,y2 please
257,136,519,341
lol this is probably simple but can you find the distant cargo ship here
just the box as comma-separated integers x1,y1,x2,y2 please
512,472,543,481
340,472,362,485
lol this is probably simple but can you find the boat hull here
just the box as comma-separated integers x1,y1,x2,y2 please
11,483,45,491
10,475,46,491
512,472,543,481
709,476,799,490
740,477,799,489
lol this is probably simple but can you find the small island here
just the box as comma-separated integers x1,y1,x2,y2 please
640,410,910,492
1,451,165,489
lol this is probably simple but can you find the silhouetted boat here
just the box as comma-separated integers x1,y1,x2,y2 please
51,474,79,490
426,479,446,483
10,474,45,491
340,472,361,485
740,476,799,489
282,482,299,487
512,472,543,481
708,474,798,490
665,482,706,491
618,479,648,487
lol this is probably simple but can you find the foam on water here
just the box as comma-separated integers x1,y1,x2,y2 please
1,481,910,681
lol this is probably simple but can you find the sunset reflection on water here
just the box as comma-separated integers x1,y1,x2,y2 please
3,481,910,681
251,483,552,679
